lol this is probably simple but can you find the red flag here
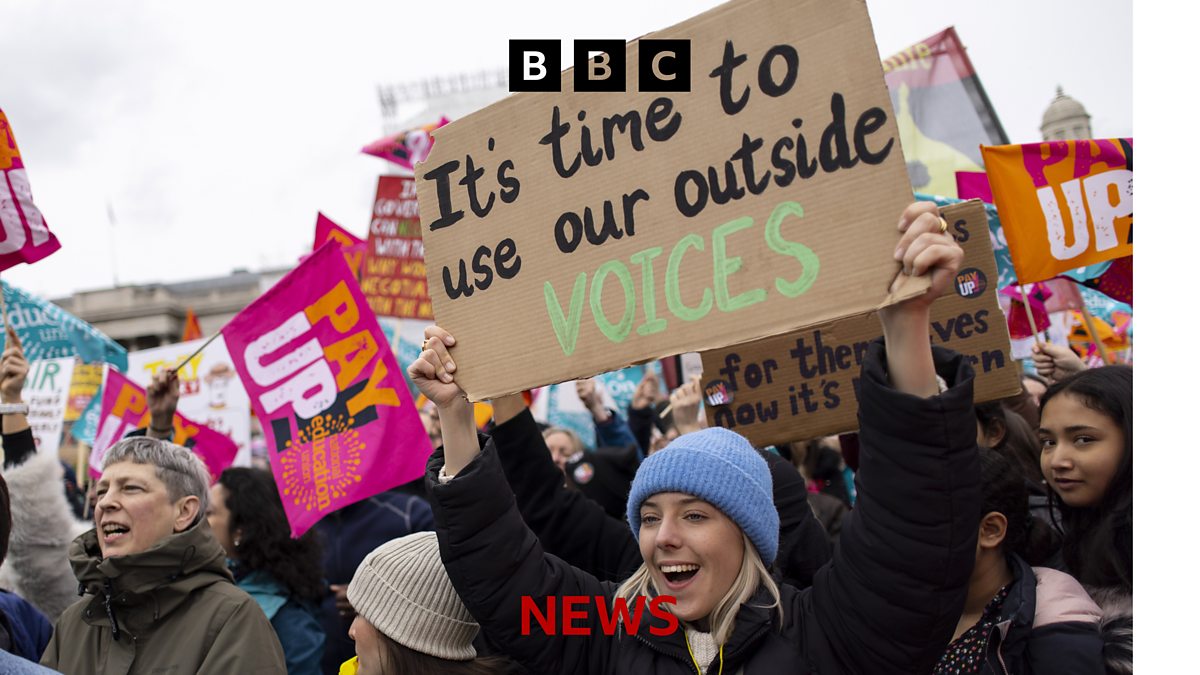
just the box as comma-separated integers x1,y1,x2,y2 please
1079,255,1132,305
1001,284,1051,339
182,307,203,342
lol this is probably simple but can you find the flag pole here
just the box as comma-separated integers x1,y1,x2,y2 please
172,329,223,375
1078,305,1112,364
1017,284,1044,347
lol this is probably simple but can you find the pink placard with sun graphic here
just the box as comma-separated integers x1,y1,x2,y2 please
223,241,432,536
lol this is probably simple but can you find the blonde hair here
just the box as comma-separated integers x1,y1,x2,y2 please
542,426,584,454
614,533,782,644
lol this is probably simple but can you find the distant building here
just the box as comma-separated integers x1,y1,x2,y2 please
52,267,290,352
1041,86,1093,141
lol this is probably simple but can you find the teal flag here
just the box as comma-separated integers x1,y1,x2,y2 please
1,280,127,370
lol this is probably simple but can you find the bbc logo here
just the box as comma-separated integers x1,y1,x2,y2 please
508,39,690,93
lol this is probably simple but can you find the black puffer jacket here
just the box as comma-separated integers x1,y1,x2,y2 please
490,406,831,587
427,342,980,674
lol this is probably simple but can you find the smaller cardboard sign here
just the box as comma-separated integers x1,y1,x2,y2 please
21,357,75,456
362,176,433,319
701,200,1020,445
982,139,1132,284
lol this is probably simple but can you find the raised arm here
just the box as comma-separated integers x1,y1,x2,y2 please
1,327,90,622
808,203,981,673
408,328,615,675
490,395,641,582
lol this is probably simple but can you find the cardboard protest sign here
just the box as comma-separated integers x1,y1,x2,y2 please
0,108,61,271
21,357,74,456
127,336,253,466
701,200,1020,445
312,212,366,279
65,363,103,422
90,368,238,482
982,139,1132,283
362,176,433,319
881,28,1008,197
222,241,431,537
417,0,920,400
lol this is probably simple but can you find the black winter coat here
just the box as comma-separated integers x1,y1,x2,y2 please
490,406,831,588
427,342,981,674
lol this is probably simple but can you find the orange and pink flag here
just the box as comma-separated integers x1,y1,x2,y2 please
223,241,431,537
0,108,61,271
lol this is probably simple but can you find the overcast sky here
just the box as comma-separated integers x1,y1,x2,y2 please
1,0,1131,299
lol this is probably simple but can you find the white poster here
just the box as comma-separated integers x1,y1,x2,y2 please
22,357,75,456
126,336,252,466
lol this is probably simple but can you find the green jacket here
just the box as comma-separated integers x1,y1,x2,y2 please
41,521,286,674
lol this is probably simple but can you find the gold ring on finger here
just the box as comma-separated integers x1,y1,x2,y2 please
937,216,948,234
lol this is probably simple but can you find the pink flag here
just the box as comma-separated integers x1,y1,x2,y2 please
308,212,366,278
955,171,994,203
1001,284,1052,339
1041,278,1084,314
0,108,61,272
223,241,432,537
361,117,450,172
90,368,238,482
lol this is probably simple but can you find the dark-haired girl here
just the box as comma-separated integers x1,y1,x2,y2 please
1037,365,1133,673
208,468,326,675
935,447,1103,674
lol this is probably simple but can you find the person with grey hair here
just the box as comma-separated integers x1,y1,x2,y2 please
40,436,287,674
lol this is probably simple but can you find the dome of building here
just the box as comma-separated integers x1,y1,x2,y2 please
1041,86,1092,141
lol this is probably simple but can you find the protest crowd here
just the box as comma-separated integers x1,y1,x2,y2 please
0,1,1133,673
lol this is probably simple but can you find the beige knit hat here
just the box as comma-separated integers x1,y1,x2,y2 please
347,531,479,661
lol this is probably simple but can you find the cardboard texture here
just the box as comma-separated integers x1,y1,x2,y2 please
362,176,434,319
701,200,1021,445
416,0,921,400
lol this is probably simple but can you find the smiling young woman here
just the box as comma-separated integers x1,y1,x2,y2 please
408,202,985,674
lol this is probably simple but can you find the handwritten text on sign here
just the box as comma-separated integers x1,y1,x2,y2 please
416,0,920,400
362,176,433,319
701,200,1021,444
23,357,75,457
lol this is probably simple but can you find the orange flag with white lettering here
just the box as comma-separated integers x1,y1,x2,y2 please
982,139,1132,283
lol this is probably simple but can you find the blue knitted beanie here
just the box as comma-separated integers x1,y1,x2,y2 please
626,427,779,564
